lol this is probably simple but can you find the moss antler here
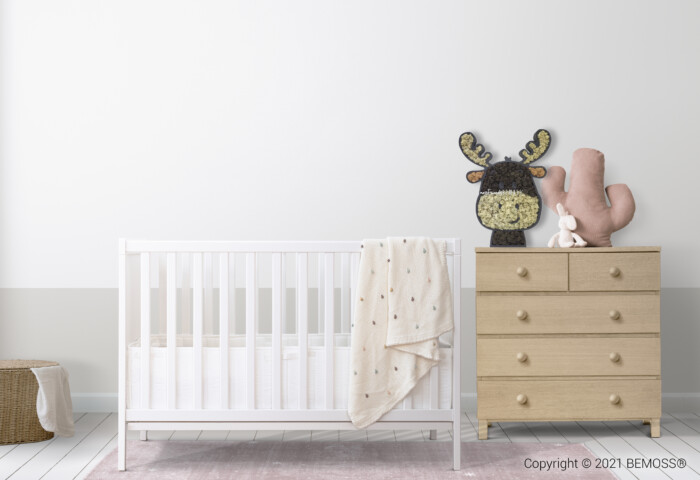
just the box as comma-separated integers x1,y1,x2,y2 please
459,132,492,167
519,129,551,165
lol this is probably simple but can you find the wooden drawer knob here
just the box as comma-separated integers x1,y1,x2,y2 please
516,310,528,321
609,352,621,363
517,394,528,405
609,310,621,320
609,394,621,405
609,267,621,277
516,266,528,277
516,352,528,362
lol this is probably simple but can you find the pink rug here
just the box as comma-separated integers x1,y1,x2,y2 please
87,441,615,479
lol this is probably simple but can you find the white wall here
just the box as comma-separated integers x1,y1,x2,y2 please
1,0,699,288
1,1,699,406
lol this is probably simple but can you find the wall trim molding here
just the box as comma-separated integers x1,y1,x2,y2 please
72,393,118,413
76,393,700,413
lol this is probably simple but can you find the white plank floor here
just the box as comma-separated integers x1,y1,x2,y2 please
1,412,699,479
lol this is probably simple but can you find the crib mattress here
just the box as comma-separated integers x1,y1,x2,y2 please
128,334,452,411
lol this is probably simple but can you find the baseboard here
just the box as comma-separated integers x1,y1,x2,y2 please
460,393,700,415
661,393,700,412
72,393,117,413
73,392,700,414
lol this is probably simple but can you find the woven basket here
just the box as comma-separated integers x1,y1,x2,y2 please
0,360,58,445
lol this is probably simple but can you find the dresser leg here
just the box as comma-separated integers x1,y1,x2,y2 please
650,419,660,438
478,420,489,440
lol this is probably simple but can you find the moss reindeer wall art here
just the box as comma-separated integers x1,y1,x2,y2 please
460,130,550,247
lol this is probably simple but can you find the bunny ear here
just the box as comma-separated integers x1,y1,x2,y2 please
556,203,566,216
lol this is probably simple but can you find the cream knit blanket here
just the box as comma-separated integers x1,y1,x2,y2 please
348,238,454,429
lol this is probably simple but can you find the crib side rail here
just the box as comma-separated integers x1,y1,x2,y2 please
123,239,459,254
119,239,460,415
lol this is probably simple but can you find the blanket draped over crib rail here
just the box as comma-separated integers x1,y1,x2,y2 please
348,238,454,429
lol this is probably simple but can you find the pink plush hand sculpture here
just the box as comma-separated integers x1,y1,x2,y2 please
542,148,635,247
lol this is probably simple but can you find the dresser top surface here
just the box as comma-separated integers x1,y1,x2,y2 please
475,246,661,253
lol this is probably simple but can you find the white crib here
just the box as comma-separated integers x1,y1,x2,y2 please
118,239,462,471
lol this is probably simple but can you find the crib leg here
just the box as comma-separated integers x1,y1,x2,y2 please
118,420,126,471
453,423,461,470
429,429,437,440
140,430,148,441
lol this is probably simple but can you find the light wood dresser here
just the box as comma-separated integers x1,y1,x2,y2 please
476,247,661,439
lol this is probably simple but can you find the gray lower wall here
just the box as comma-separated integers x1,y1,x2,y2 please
1,288,698,409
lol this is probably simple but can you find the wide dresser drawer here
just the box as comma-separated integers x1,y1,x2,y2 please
476,253,567,291
478,379,661,420
476,295,660,334
569,253,660,291
477,337,660,376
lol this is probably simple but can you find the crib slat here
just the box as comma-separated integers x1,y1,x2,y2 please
281,255,288,333
272,253,282,410
158,255,167,336
229,255,236,335
429,365,439,410
140,253,151,410
166,253,177,409
324,253,334,409
219,254,230,409
193,253,203,410
317,254,324,334
181,255,191,335
349,253,360,327
204,253,213,336
246,253,256,409
297,253,308,409
340,253,349,334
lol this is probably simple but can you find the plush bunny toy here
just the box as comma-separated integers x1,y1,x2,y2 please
548,203,588,248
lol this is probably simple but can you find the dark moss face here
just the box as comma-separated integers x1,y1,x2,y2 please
475,161,542,231
480,162,537,196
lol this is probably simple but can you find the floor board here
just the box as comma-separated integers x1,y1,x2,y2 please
525,422,568,443
577,422,636,480
4,411,700,479
607,421,689,480
580,421,659,480
42,414,117,480
6,413,109,480
283,430,312,442
499,422,540,443
629,416,700,478
226,430,256,442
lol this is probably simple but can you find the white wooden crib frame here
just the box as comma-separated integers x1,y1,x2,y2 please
118,239,461,471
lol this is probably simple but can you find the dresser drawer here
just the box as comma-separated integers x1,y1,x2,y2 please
476,295,660,334
477,337,660,376
477,379,661,420
569,253,660,291
476,253,567,291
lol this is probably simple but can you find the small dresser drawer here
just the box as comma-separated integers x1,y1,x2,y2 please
476,295,660,334
477,379,661,420
569,253,660,291
476,253,567,292
477,337,660,376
